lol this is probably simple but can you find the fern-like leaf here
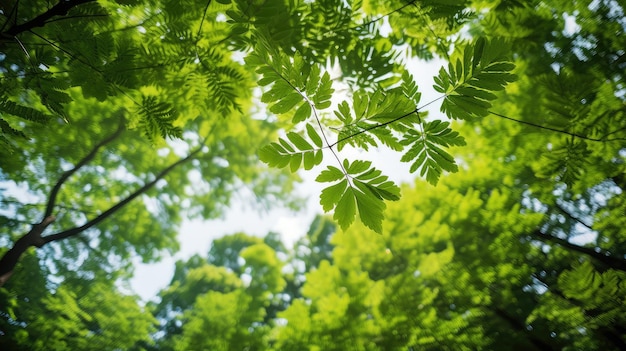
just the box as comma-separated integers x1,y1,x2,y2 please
400,120,466,185
258,126,324,172
247,38,334,123
434,37,517,120
136,95,182,141
0,100,52,124
316,160,400,233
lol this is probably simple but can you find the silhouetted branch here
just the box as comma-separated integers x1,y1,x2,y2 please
41,145,203,244
2,0,96,38
45,118,125,218
532,230,626,272
0,215,55,286
489,111,626,142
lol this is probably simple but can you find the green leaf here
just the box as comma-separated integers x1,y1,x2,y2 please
317,160,400,233
316,166,344,182
400,120,465,185
259,131,322,172
320,179,348,212
334,188,356,230
347,160,372,174
293,103,312,123
313,72,334,109
286,132,313,151
303,151,315,170
306,123,323,147
353,184,384,233
434,37,517,120
314,149,323,165
270,92,302,114
290,152,302,172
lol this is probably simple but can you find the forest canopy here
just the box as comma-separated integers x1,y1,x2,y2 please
1,0,625,350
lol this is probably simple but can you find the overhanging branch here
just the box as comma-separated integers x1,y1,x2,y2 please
532,230,626,272
45,118,125,218
41,145,204,244
2,0,96,38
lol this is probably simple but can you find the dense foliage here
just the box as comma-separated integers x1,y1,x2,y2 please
1,0,625,350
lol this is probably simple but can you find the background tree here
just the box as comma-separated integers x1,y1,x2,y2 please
1,0,304,284
150,232,286,350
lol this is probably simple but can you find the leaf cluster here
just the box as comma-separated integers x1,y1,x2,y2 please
317,160,400,233
251,34,516,233
435,37,517,120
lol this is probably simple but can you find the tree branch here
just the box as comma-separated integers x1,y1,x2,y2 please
489,110,626,142
0,144,204,286
531,230,626,272
0,215,56,286
41,145,204,244
45,118,125,218
553,202,593,231
2,0,96,38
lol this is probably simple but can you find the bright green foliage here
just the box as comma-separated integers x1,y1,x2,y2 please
136,96,182,141
151,232,287,351
317,160,400,232
400,120,466,184
0,0,251,147
23,282,154,351
1,0,518,236
174,290,261,351
434,37,518,120
2,0,625,349
250,31,501,231
333,89,416,152
1,263,154,351
258,130,324,172
247,43,334,119
370,0,473,60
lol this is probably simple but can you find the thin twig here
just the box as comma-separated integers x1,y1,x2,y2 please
489,110,626,142
349,0,418,31
196,0,213,39
44,14,108,25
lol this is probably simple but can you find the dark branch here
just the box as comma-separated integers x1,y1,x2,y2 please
0,0,19,33
41,145,204,244
489,111,626,142
532,230,626,272
553,202,593,231
349,0,418,31
2,0,96,38
0,215,56,286
45,118,125,218
0,143,205,286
